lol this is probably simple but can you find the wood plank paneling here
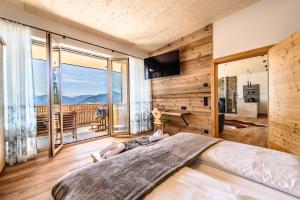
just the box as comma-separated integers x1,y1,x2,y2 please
151,25,212,56
150,24,213,135
268,30,300,155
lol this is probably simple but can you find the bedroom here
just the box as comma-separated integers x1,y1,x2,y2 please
0,0,300,199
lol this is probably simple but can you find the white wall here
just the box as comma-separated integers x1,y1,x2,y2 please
213,0,300,58
0,2,148,59
218,55,268,114
219,71,268,114
237,72,268,114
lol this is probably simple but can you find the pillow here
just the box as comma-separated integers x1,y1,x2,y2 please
200,141,300,198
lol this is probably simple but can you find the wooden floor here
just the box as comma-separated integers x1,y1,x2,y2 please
220,116,268,148
0,136,129,200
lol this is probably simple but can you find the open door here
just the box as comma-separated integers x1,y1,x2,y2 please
268,30,300,155
47,33,63,157
109,58,130,135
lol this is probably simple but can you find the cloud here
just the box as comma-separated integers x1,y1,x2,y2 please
63,76,88,84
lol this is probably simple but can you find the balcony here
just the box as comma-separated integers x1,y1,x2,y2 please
35,103,127,149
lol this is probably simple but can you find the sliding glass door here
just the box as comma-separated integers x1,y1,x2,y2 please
60,46,110,142
32,34,50,150
110,59,130,135
48,34,63,156
39,33,130,157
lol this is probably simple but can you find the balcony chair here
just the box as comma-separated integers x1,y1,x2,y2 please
91,106,107,131
55,111,78,141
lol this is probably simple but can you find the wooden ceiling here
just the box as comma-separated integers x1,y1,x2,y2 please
3,0,258,52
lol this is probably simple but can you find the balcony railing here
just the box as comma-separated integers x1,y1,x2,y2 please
35,104,108,136
35,103,127,136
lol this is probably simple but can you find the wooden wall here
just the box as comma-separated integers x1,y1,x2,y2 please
150,25,213,135
268,30,300,155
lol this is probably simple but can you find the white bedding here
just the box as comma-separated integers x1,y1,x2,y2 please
145,165,298,200
200,141,300,198
93,134,300,199
145,167,251,200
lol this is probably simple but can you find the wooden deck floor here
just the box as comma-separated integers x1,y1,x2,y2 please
0,136,129,200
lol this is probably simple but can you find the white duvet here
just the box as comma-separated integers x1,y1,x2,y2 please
145,167,257,200
145,166,298,200
200,141,300,198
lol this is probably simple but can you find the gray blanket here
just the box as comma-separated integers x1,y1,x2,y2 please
122,136,154,151
52,132,221,200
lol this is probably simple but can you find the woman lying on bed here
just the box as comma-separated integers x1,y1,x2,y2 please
52,132,300,200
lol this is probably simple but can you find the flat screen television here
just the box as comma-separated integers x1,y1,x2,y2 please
144,50,180,79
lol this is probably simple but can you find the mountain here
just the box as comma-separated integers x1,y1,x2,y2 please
112,91,121,103
79,93,107,104
34,91,121,106
35,95,48,106
62,96,77,104
79,91,121,104
71,95,92,103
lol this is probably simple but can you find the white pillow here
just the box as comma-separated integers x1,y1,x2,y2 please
200,141,300,198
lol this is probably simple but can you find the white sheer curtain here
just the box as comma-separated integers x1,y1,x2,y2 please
0,19,37,165
129,57,152,134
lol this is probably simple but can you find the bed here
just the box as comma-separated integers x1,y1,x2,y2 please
146,141,300,200
52,133,300,200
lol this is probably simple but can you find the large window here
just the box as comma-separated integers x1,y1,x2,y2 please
31,35,128,151
33,59,48,106
32,43,122,105
60,64,121,104
32,40,48,106
61,64,109,104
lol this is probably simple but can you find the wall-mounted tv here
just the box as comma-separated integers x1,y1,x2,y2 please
144,50,180,79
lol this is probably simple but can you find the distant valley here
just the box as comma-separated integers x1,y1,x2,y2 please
35,91,121,106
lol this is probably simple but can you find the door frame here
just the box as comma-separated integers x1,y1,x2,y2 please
211,45,273,138
108,58,130,136
46,34,131,157
46,32,64,157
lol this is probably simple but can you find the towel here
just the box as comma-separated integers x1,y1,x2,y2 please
103,143,126,159
153,129,163,137
149,133,170,142
149,130,162,142
99,142,119,156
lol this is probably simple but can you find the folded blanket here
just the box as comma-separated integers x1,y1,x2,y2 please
52,132,221,200
122,136,153,151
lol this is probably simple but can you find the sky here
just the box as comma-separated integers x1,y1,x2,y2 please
32,59,121,97
62,63,108,97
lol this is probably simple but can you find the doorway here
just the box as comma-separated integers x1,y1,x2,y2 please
110,59,130,135
212,46,273,147
32,32,130,156
218,55,268,147
59,42,110,143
